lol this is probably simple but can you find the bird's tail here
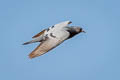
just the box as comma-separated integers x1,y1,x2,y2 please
23,40,36,45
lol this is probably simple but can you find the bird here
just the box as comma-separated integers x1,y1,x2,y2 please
23,21,85,59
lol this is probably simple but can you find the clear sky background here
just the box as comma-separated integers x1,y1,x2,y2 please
0,0,120,80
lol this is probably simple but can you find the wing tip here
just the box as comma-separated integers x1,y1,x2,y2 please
28,51,46,59
28,52,41,59
29,53,35,59
32,30,45,38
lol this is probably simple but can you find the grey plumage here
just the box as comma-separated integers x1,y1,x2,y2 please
23,21,85,58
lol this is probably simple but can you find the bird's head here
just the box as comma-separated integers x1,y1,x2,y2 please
73,27,86,34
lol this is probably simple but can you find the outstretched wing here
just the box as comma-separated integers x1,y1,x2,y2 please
29,30,70,59
53,21,72,30
32,21,72,38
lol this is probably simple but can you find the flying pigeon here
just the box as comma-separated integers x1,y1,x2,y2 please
23,21,85,59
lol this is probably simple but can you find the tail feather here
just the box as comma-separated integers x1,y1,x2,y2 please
23,42,31,45
23,40,35,45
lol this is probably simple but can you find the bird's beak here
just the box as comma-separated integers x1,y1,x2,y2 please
82,30,86,33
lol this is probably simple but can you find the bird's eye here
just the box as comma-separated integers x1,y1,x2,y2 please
80,28,82,32
68,21,72,24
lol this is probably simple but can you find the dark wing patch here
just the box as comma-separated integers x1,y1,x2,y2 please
50,33,56,38
46,28,50,32
51,26,54,28
32,29,45,38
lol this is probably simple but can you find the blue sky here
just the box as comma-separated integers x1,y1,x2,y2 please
0,0,120,80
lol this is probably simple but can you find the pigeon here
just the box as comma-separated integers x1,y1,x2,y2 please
23,21,85,59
